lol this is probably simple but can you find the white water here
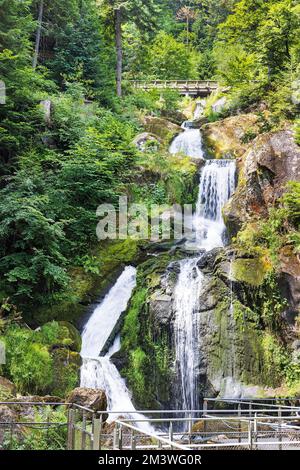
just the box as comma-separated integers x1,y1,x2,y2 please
194,160,236,250
174,259,203,411
193,100,205,120
80,266,153,430
169,122,204,159
81,266,137,357
174,158,236,411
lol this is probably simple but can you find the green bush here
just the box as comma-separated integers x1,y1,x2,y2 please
2,407,68,450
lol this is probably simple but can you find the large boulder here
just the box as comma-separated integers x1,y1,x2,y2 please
0,377,16,401
142,116,182,144
224,129,300,236
42,321,82,352
202,113,260,159
67,387,108,420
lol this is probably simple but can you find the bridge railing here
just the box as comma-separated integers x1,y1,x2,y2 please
131,80,219,91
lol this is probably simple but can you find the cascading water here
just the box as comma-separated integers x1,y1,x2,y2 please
173,156,236,412
80,266,152,431
194,160,236,250
169,122,204,159
81,267,137,358
174,259,203,411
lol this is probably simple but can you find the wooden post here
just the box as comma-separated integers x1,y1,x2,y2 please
67,408,75,450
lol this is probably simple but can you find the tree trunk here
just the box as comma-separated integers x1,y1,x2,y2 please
187,17,189,48
115,8,123,97
32,0,44,69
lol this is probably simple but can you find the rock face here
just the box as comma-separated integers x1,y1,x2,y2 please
142,116,182,144
67,387,108,419
120,248,287,408
224,129,300,237
0,376,16,400
202,113,260,159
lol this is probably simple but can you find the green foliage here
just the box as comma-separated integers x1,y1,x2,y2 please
122,288,147,351
282,181,300,226
0,326,53,394
295,119,300,144
2,406,67,450
0,322,80,396
146,31,195,79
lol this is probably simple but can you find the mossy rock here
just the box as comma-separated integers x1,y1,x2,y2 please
143,116,182,144
41,321,81,352
50,348,81,397
57,322,82,352
231,257,267,287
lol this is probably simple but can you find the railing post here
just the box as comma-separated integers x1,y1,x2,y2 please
67,408,75,450
130,429,136,450
93,414,103,451
169,422,173,450
81,411,87,450
278,407,282,451
118,423,123,450
188,412,193,444
254,413,258,450
203,399,208,416
248,421,253,450
113,423,119,450
238,404,242,443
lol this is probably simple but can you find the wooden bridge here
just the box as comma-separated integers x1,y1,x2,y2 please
131,80,218,97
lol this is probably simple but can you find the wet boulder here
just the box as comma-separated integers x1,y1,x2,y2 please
67,387,108,420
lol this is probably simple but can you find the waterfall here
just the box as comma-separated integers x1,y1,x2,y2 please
174,158,236,411
174,259,203,411
194,160,236,250
80,266,152,430
193,100,205,120
81,266,137,357
169,122,204,158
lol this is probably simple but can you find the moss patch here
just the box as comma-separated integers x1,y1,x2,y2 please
232,257,267,287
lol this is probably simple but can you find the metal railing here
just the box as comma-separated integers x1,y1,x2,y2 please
1,399,300,450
